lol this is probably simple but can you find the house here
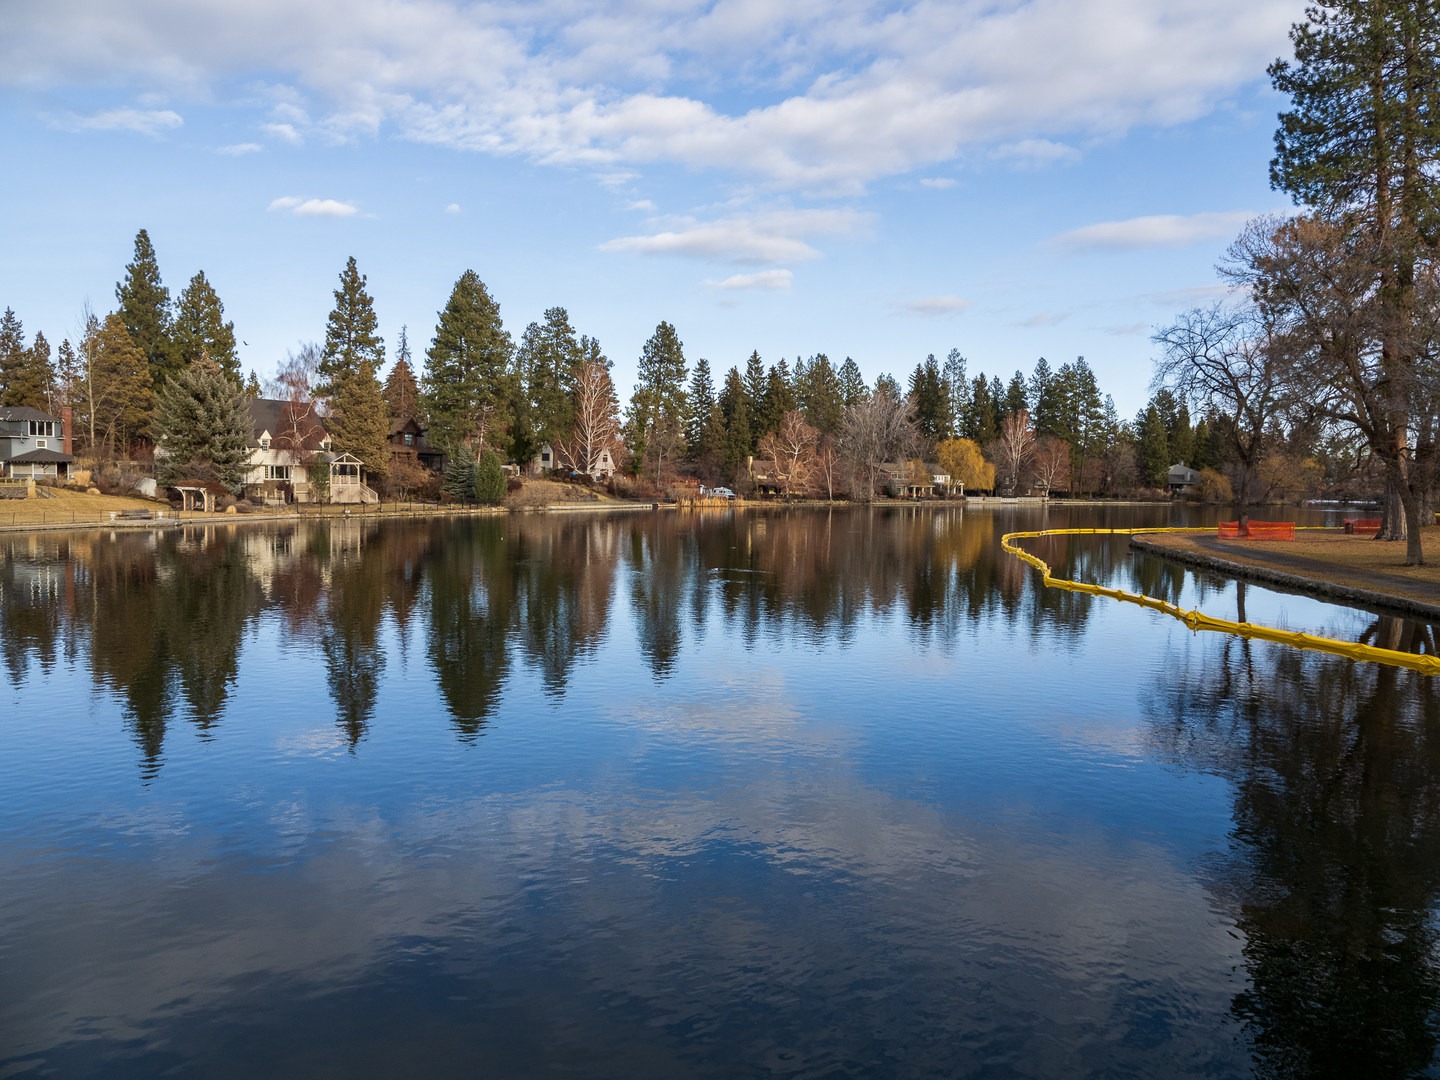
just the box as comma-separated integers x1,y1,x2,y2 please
0,405,72,481
243,398,376,504
530,442,619,481
1167,463,1200,494
387,417,444,474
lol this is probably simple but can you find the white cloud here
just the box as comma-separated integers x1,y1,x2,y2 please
217,142,262,156
3,0,1298,190
1105,322,1150,336
267,196,359,218
444,203,462,214
705,269,793,291
894,296,972,318
990,139,1080,168
919,177,956,189
1053,211,1257,251
261,122,303,146
1019,311,1068,328
602,208,865,264
1139,283,1237,307
626,199,656,212
60,107,182,137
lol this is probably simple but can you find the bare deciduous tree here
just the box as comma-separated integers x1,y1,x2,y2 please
990,409,1036,494
558,360,621,478
1031,435,1070,495
1151,297,1286,504
837,388,919,499
757,409,819,497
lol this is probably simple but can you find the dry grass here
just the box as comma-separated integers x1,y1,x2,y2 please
0,486,166,528
1142,525,1440,607
505,478,609,509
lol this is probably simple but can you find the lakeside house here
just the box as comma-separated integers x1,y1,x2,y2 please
0,405,73,482
529,442,619,481
387,416,445,474
244,398,376,504
1168,463,1200,495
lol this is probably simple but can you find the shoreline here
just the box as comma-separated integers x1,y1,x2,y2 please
1131,532,1440,622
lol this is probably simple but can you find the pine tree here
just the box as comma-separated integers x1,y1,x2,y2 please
625,321,688,467
320,256,384,398
942,349,968,434
384,327,421,418
743,350,767,432
173,271,239,383
800,353,844,436
115,228,178,389
1029,356,1057,436
18,331,56,410
513,307,581,464
719,367,752,479
443,445,476,501
88,314,155,457
423,270,514,454
1137,405,1170,486
757,362,795,440
244,371,262,398
838,356,867,409
686,356,717,456
330,359,391,487
474,448,506,505
966,374,998,444
1003,371,1029,418
0,308,30,406
907,354,951,443
153,358,253,490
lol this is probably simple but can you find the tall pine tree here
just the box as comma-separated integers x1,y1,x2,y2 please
330,358,391,488
153,358,252,490
384,327,421,419
115,228,178,390
320,256,384,398
173,271,239,383
423,270,514,453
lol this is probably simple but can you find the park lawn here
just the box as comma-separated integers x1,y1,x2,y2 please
0,487,166,528
1144,526,1440,608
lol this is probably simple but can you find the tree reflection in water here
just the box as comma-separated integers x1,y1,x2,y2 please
1145,639,1440,1078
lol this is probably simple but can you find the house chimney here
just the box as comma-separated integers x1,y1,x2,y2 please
61,406,72,455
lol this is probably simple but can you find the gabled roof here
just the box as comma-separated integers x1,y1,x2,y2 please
0,406,61,424
248,398,329,451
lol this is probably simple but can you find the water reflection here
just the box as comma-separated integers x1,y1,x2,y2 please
0,509,1048,752
1146,646,1440,1078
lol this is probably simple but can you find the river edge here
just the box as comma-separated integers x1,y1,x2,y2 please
1131,532,1440,623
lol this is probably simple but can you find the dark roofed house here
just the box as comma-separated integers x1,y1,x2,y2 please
244,398,376,504
387,416,445,474
0,406,73,482
1168,463,1200,494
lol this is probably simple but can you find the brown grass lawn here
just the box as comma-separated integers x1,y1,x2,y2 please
1141,525,1440,609
0,486,166,528
0,477,628,530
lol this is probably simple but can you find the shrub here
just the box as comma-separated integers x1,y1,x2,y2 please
473,449,506,505
1195,468,1234,504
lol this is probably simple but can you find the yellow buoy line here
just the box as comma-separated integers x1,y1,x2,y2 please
1000,527,1440,676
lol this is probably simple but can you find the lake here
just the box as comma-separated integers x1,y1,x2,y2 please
2,505,1438,1078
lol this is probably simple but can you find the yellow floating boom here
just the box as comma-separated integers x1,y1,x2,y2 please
1001,527,1440,676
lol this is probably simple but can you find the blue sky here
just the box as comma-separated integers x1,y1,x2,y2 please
1,0,1303,419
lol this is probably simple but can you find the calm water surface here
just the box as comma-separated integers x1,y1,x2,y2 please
2,505,1438,1078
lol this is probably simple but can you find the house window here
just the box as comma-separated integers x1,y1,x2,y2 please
260,436,271,450
265,465,291,481
27,420,54,437
404,433,414,446
35,439,46,449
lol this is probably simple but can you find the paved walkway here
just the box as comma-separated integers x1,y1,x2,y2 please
1132,532,1440,621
